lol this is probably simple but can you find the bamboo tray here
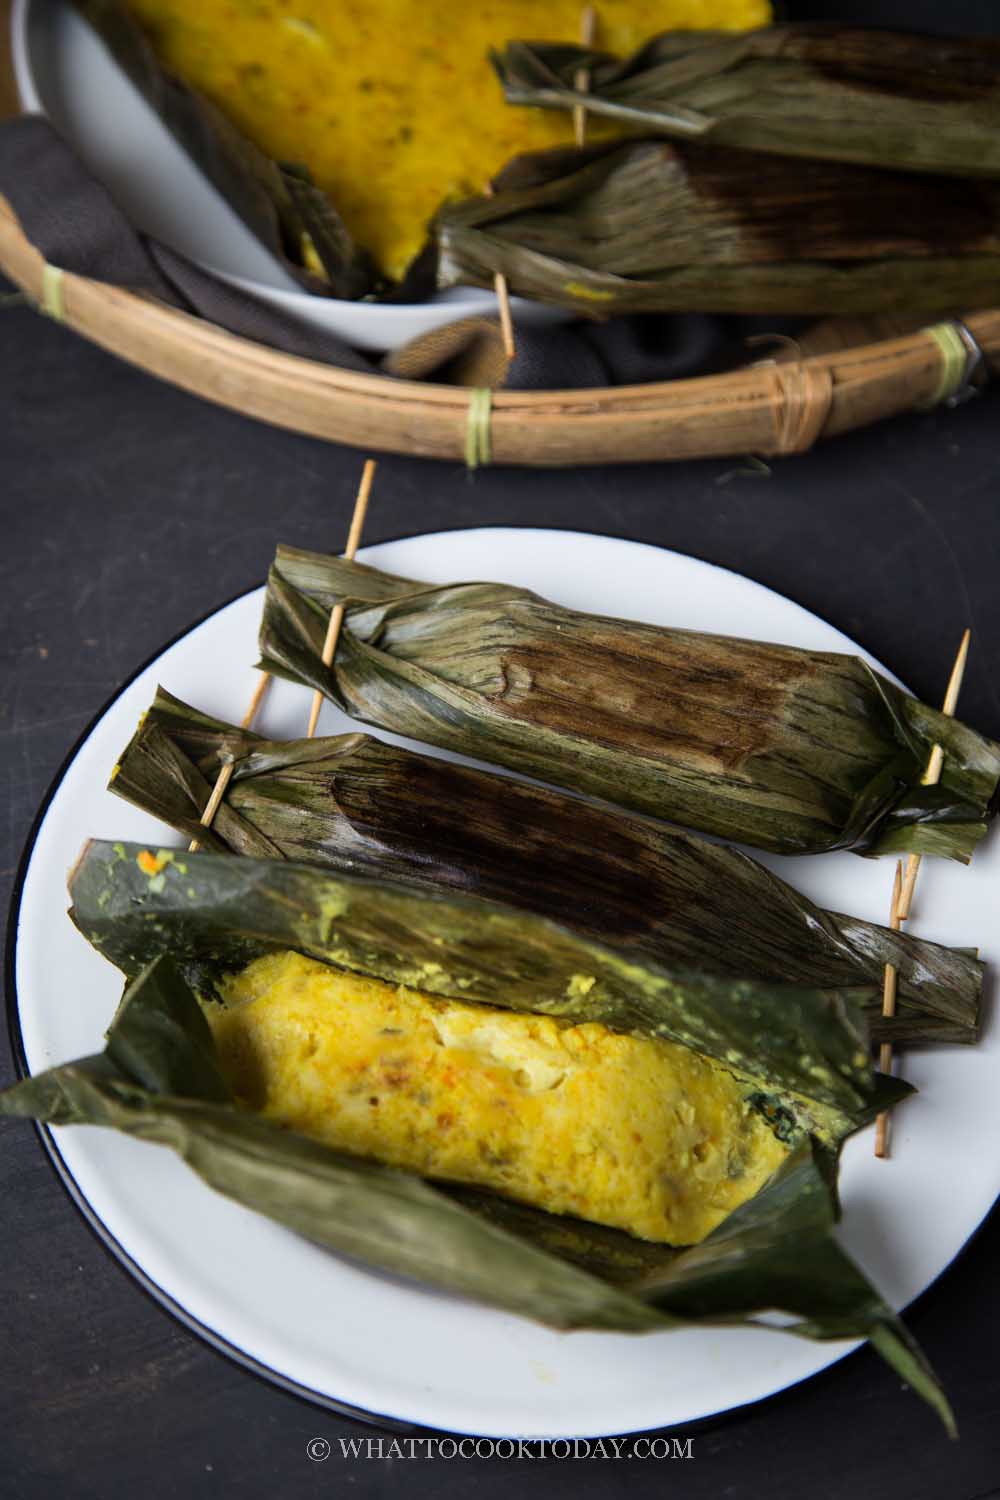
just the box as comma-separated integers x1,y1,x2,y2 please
1,195,998,466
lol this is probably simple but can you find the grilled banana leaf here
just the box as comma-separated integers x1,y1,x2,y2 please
0,952,950,1430
109,689,984,1046
65,0,378,297
434,138,1000,317
492,26,1000,179
257,548,1000,861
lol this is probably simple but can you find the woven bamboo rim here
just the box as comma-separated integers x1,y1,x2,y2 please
1,195,997,466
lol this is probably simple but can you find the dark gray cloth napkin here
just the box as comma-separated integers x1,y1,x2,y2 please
0,114,803,389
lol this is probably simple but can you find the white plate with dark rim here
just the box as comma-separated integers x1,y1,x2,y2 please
8,528,999,1437
10,0,571,352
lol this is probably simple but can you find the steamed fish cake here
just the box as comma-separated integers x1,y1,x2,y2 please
211,950,789,1245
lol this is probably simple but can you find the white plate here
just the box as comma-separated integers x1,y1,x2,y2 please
10,528,999,1438
11,0,569,351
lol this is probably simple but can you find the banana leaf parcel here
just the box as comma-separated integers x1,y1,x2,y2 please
109,688,985,1047
492,25,1000,180
258,547,1000,861
434,138,1000,317
0,841,953,1428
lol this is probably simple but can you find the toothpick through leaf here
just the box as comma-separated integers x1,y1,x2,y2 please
305,459,377,738
896,628,971,921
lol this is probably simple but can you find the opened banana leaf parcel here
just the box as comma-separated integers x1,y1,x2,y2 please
0,840,952,1429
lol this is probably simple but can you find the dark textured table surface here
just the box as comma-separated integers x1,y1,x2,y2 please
2,279,1000,1500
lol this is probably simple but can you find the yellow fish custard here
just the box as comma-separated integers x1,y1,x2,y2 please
211,950,789,1245
125,0,772,279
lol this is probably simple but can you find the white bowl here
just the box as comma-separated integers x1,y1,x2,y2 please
11,0,569,352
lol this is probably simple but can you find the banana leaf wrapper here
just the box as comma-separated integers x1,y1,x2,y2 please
64,0,380,298
258,547,1000,861
69,838,883,1121
109,688,985,1047
491,25,1000,180
434,137,1000,317
0,946,951,1431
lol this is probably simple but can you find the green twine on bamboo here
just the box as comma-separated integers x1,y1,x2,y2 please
921,321,973,408
39,263,66,322
465,387,493,469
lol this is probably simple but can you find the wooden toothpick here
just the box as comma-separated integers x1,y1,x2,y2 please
188,671,272,852
305,458,377,738
895,628,971,921
483,181,516,362
493,268,516,364
573,5,597,147
874,626,971,1157
873,860,904,1159
188,458,376,849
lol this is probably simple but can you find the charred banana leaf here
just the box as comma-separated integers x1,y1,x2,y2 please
109,689,984,1046
492,26,1000,179
433,136,1000,317
0,953,951,1431
257,548,1000,861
